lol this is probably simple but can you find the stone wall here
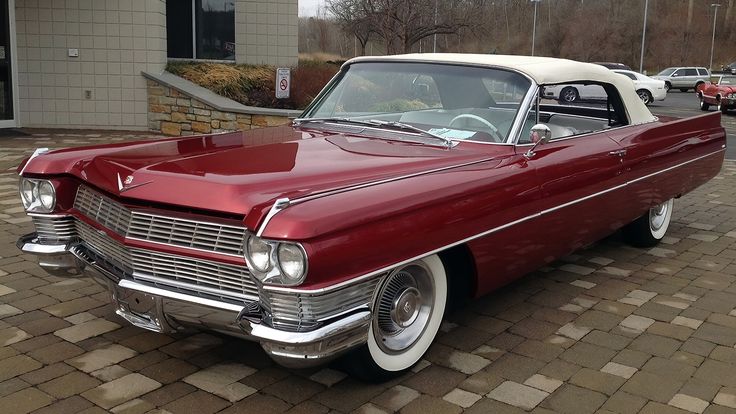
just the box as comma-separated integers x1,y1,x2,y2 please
147,79,292,136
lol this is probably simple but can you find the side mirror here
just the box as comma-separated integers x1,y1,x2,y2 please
524,124,551,159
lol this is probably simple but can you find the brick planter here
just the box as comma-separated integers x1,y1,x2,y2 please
144,72,300,136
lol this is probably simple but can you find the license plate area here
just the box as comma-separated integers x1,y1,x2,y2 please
112,284,172,333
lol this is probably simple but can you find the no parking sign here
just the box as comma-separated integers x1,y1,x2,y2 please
276,68,290,99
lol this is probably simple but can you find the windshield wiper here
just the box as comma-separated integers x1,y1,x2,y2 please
292,117,456,148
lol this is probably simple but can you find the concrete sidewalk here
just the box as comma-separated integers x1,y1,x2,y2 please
1,129,736,413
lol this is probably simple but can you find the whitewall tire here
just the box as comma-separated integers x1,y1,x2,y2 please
344,254,447,381
622,199,674,247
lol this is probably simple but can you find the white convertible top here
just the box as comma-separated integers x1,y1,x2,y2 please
347,53,656,125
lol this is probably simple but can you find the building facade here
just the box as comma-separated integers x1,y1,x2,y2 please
2,0,297,130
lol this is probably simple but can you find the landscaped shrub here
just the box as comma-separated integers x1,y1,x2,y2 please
166,60,340,110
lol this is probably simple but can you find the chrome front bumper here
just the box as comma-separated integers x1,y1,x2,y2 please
17,233,371,368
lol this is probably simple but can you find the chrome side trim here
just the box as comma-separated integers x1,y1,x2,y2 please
264,147,726,295
256,197,290,237
19,147,49,176
255,157,497,237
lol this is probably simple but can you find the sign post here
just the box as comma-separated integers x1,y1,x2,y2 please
276,68,291,99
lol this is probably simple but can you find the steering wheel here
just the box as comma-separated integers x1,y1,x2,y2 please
449,114,504,142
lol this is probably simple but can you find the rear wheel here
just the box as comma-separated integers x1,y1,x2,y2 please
344,255,447,382
718,101,729,113
622,199,674,247
679,88,689,92
699,94,710,111
637,89,653,105
560,87,579,103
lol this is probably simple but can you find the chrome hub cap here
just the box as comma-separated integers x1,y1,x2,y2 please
374,264,434,354
638,91,649,103
649,201,669,231
392,287,421,328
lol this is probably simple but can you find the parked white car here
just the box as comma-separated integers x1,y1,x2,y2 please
544,70,666,106
612,69,667,105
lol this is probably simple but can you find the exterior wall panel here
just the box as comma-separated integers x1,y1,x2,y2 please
15,0,167,129
235,0,297,67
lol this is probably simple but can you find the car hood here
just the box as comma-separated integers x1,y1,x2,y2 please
23,127,494,226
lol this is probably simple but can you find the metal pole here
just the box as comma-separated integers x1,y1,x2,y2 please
531,1,538,55
709,4,720,71
639,0,648,73
433,0,438,53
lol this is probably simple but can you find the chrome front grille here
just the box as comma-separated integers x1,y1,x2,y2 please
262,275,385,331
75,220,257,302
74,186,132,235
128,213,246,256
75,220,134,271
31,215,76,242
74,186,247,257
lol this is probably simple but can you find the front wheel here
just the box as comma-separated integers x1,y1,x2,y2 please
718,101,729,114
664,82,671,92
622,199,674,247
344,255,447,382
699,95,710,111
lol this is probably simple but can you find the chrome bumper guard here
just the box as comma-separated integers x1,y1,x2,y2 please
17,233,371,368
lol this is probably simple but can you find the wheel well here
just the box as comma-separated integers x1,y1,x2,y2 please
665,81,672,87
438,244,477,311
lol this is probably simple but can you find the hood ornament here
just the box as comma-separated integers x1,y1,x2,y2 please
117,173,152,193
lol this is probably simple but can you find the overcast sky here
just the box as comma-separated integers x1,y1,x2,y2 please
299,0,324,16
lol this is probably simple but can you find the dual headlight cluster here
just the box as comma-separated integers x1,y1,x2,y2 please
727,93,736,99
244,234,307,286
19,178,56,213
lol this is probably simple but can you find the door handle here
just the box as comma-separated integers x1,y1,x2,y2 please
609,149,627,157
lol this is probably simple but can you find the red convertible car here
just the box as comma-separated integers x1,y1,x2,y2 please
697,75,736,113
17,54,726,380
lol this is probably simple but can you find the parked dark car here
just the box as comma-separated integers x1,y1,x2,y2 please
721,61,736,75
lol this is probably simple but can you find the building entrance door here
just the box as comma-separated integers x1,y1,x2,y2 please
0,0,16,127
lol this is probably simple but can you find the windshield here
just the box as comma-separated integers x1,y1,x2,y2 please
657,68,676,76
720,76,736,85
301,62,532,143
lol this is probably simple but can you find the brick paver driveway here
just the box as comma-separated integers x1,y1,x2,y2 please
2,129,736,414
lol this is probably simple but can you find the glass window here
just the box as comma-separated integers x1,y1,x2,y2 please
683,69,698,76
697,68,709,76
304,62,532,143
166,0,235,60
525,82,626,142
657,68,676,76
672,69,685,77
617,71,637,80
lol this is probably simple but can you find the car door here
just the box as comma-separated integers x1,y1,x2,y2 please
682,68,698,88
514,89,628,266
671,69,687,87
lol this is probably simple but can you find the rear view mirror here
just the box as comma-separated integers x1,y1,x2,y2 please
524,124,551,159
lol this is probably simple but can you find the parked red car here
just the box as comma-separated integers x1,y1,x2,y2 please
17,54,726,380
697,75,736,113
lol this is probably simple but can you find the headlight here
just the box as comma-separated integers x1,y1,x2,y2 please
18,178,56,213
244,233,308,286
38,181,56,211
277,243,306,282
20,179,34,208
245,234,272,272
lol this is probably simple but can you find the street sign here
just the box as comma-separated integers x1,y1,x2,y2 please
276,68,291,99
